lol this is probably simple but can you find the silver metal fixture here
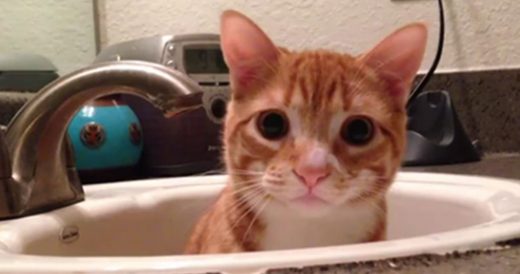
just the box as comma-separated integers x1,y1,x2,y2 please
0,60,203,219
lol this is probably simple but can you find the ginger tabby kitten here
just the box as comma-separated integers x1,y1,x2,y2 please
185,10,427,254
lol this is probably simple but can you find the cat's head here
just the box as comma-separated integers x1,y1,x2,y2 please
221,10,427,217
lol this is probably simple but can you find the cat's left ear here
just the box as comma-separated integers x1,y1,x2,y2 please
220,10,280,98
359,23,428,108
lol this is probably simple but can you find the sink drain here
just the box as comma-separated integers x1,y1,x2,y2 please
59,225,80,243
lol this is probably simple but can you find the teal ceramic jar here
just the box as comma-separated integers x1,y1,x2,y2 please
67,95,143,183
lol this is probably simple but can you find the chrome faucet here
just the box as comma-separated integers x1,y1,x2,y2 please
0,61,203,219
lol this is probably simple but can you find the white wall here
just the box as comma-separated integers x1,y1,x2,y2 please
99,0,519,72
0,0,97,74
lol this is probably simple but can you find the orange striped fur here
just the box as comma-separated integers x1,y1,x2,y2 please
185,10,427,254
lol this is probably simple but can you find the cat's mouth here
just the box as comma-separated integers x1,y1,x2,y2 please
284,192,336,217
291,193,329,207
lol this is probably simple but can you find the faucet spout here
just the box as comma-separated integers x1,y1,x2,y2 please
1,61,203,219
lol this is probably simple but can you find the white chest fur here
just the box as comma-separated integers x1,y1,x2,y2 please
259,202,379,251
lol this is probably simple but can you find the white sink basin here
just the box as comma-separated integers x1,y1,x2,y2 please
0,172,520,273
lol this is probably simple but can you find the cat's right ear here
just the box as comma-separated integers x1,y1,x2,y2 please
359,23,428,108
220,10,279,98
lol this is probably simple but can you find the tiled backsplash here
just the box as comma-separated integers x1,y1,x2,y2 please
1,68,519,153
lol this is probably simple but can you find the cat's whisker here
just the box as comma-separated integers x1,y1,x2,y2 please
263,174,282,180
230,187,262,197
230,184,264,196
227,193,261,214
234,177,263,184
241,195,270,245
227,171,264,175
233,178,264,188
226,169,265,176
206,189,263,244
227,191,267,234
223,189,265,225
234,178,262,184
231,183,265,195
263,177,283,184
227,173,264,178
264,181,284,188
228,168,264,173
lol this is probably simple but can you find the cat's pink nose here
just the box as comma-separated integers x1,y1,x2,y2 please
293,145,331,188
293,166,330,188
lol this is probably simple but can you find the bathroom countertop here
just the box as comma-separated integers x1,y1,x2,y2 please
270,153,520,274
403,153,520,181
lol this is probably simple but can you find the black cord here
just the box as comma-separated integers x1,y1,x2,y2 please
406,0,445,107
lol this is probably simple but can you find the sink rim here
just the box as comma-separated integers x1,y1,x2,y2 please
0,171,519,273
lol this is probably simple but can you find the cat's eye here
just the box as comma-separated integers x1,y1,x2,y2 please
256,110,289,140
341,116,374,145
